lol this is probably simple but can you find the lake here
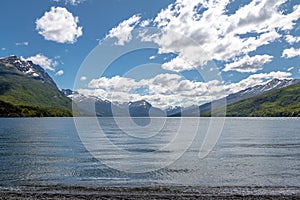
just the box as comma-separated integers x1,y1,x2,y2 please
0,117,299,196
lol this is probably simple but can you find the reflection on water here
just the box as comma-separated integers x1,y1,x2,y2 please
0,117,299,189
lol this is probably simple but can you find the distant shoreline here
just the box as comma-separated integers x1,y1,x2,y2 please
0,116,299,118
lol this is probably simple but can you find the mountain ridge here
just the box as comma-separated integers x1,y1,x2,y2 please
0,56,72,117
68,78,300,117
1,56,298,118
69,92,165,117
210,82,300,117
0,55,57,88
169,78,300,117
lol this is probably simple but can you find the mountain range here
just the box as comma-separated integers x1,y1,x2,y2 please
66,91,165,117
67,78,300,117
211,81,300,117
0,55,299,117
175,78,300,117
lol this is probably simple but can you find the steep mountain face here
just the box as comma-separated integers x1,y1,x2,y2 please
0,56,57,88
173,78,300,116
61,89,74,96
128,100,165,117
213,82,300,117
0,56,72,117
225,78,300,105
129,100,152,112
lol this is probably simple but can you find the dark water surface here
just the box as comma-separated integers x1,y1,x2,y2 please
0,117,299,195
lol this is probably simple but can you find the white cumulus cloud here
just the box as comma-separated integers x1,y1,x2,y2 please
55,70,64,76
53,0,85,6
285,35,300,44
88,76,141,92
135,0,300,72
80,76,87,81
139,19,151,27
25,54,58,71
105,15,141,45
90,0,298,107
282,47,300,58
66,0,84,5
16,42,29,46
36,7,83,44
81,70,291,109
161,56,196,72
149,55,156,60
224,55,273,73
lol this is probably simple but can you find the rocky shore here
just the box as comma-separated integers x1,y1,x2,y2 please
1,186,299,199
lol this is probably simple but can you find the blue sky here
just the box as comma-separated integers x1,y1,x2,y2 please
0,0,173,87
1,0,300,108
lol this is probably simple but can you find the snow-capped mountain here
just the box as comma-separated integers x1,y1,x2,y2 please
166,106,182,117
227,78,300,103
0,56,72,116
195,78,300,115
64,78,300,117
0,55,57,88
164,78,300,116
65,92,111,116
66,92,165,117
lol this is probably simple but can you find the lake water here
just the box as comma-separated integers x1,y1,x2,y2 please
0,117,299,195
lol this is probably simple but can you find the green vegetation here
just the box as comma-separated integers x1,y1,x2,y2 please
0,63,73,117
0,100,72,117
207,82,300,117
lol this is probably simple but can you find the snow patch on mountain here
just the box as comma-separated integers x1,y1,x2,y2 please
0,56,58,88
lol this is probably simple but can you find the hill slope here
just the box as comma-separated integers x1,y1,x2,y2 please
0,56,72,117
210,82,300,117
